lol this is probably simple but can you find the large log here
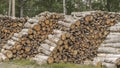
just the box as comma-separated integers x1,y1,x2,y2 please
98,47,120,53
102,62,117,68
101,43,120,48
93,57,119,64
44,40,57,47
32,53,49,64
48,34,60,43
97,54,120,58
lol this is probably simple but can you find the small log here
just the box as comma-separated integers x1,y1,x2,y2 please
3,50,13,59
57,21,73,28
7,40,16,46
47,57,54,64
28,19,38,24
11,36,19,41
33,24,41,31
25,47,31,52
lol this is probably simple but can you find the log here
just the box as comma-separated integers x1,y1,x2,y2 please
38,47,51,55
27,19,38,24
33,54,48,64
33,24,41,31
44,39,57,47
7,40,16,46
2,50,13,59
40,44,55,51
101,43,120,48
11,36,19,41
0,53,7,61
97,54,120,58
98,47,120,54
102,62,117,68
24,22,38,28
57,21,73,28
94,57,119,64
53,29,66,38
47,57,54,64
48,34,60,43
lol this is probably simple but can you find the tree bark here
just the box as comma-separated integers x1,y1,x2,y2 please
89,0,92,10
106,0,110,11
8,0,12,16
20,5,23,17
63,0,66,15
12,0,15,17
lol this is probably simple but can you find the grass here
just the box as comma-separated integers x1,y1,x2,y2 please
42,63,97,68
9,59,39,66
3,59,106,68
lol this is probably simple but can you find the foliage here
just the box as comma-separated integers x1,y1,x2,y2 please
0,0,119,17
0,0,8,15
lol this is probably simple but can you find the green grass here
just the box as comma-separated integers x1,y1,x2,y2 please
9,59,39,66
41,63,106,68
4,59,106,68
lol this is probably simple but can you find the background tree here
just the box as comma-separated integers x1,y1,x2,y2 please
0,0,119,17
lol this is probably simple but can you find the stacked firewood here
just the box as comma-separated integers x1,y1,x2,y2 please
48,12,119,64
0,11,119,65
1,12,64,60
0,17,27,48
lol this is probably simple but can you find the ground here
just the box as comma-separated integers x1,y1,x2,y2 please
0,59,106,68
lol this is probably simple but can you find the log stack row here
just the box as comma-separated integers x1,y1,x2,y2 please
32,14,77,64
48,11,120,64
93,21,120,68
0,12,64,61
0,17,27,49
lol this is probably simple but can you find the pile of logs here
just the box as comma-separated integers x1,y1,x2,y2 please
0,17,27,48
0,11,119,66
1,12,64,60
48,11,120,64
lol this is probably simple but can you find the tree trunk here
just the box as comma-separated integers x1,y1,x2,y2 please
20,6,23,17
8,0,12,16
89,0,92,10
12,0,15,17
106,0,110,11
63,0,66,15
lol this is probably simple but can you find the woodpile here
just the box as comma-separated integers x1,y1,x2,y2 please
0,11,119,67
48,11,120,64
0,17,27,48
1,12,64,60
93,15,120,68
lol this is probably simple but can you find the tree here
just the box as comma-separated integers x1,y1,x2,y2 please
63,0,66,15
8,0,11,16
88,0,92,10
12,0,15,17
